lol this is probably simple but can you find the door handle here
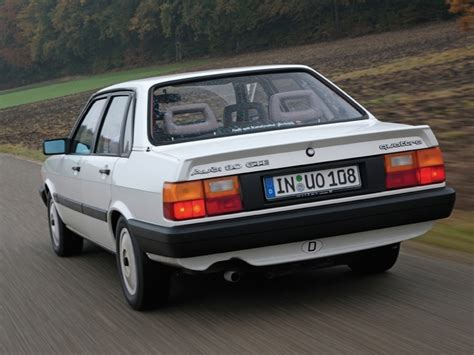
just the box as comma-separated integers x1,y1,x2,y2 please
99,168,111,175
72,166,81,172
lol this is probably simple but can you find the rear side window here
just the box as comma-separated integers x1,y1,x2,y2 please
96,96,130,155
72,99,107,154
150,71,364,145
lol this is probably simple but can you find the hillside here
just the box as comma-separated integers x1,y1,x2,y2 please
0,21,472,209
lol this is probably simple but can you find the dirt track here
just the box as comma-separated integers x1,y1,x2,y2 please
0,154,473,353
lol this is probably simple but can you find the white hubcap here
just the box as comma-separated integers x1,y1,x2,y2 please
49,202,60,247
119,228,137,295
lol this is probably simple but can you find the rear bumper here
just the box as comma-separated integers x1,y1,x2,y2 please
129,187,455,258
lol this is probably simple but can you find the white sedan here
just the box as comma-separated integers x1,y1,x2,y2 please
40,65,455,310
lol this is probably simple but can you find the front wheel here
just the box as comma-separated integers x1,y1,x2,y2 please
115,217,171,311
348,243,400,274
48,196,83,256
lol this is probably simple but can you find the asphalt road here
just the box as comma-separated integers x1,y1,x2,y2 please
0,154,472,354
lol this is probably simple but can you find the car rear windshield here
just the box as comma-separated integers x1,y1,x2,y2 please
150,71,365,145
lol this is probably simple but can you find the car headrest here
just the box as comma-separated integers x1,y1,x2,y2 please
223,102,269,127
269,90,324,123
164,103,218,136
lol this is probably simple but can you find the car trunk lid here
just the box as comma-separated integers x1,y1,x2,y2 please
153,120,437,182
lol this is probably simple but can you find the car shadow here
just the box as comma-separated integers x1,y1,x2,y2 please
77,240,396,315
163,264,395,316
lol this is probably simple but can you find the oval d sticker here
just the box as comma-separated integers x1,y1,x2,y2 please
302,240,323,254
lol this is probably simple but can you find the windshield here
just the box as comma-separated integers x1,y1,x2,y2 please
149,71,365,145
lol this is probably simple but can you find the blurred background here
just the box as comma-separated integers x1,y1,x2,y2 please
0,0,472,253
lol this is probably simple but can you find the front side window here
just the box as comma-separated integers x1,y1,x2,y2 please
96,96,130,155
150,71,364,145
72,98,107,154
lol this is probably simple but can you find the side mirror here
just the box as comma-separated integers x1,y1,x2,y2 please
43,138,69,155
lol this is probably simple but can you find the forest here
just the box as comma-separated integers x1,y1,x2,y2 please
0,0,459,89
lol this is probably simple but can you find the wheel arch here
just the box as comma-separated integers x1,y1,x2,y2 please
42,179,67,220
43,178,56,199
108,201,134,239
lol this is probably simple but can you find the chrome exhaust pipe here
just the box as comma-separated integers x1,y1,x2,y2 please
224,270,241,283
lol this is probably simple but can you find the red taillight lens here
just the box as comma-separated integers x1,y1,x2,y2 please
385,147,445,189
385,169,418,189
164,199,206,220
417,165,445,185
206,195,243,216
163,176,243,220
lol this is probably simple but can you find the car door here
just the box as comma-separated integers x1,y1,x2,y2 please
78,93,133,250
54,98,108,231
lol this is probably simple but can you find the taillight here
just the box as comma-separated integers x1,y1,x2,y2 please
163,181,205,220
163,176,243,220
417,166,445,185
203,176,242,215
170,200,206,220
385,147,445,189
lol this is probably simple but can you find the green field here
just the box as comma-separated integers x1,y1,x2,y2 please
0,60,206,110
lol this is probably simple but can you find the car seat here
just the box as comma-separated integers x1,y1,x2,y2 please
269,90,328,123
163,103,218,136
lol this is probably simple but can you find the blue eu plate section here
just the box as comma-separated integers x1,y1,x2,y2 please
263,176,276,199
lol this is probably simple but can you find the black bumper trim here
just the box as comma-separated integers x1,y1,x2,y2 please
129,187,455,258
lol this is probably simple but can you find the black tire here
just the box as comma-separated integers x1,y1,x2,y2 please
348,243,400,275
47,195,83,257
115,216,171,311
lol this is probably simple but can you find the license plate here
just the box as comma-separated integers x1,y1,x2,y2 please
263,165,361,200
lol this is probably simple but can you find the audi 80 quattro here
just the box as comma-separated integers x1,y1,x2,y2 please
40,65,455,310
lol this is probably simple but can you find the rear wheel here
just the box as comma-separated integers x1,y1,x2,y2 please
348,243,400,274
47,196,83,256
115,216,171,311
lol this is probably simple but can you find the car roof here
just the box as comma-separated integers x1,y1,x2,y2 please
98,64,313,93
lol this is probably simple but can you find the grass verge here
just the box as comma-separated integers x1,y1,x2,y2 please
0,59,207,110
413,212,473,254
0,144,45,162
